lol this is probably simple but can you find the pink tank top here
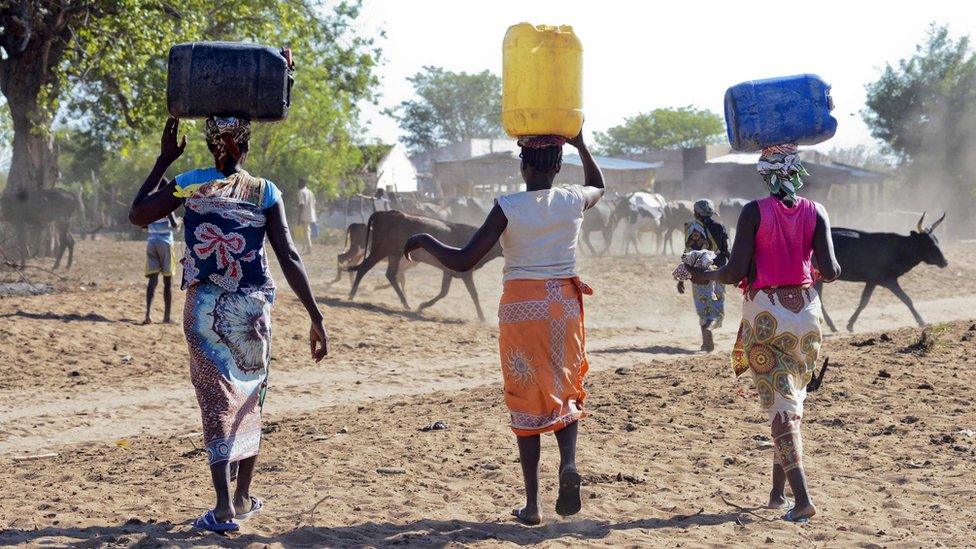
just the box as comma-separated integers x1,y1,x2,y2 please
752,196,817,289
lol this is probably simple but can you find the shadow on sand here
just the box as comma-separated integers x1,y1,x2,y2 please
590,344,696,356
316,296,465,324
0,511,748,548
0,310,112,323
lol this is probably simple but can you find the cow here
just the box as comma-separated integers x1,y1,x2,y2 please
348,210,502,321
815,212,947,332
332,222,411,289
719,198,749,225
0,187,77,269
447,196,491,226
580,199,614,255
658,200,695,255
610,191,666,255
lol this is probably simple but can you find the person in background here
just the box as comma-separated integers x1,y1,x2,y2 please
143,177,179,324
677,199,729,351
129,117,328,533
296,178,316,254
403,128,604,526
687,143,840,523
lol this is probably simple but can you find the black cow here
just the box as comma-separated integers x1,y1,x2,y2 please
815,212,947,332
580,199,614,255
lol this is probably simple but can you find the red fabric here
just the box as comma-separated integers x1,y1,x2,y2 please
751,196,817,289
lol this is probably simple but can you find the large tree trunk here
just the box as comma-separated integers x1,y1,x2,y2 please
0,2,75,259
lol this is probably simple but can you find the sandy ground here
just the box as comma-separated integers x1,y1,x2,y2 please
0,236,974,547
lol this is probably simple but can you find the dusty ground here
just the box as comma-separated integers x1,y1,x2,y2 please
0,237,974,547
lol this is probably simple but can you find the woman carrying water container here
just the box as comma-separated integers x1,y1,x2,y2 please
687,75,841,523
129,116,328,532
403,127,604,524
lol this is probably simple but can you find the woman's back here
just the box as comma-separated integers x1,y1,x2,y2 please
496,185,586,282
752,196,817,289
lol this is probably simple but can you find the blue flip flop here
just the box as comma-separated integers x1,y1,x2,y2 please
193,510,240,533
236,496,263,521
783,508,810,524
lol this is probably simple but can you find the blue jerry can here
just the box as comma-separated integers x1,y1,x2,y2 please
724,74,837,152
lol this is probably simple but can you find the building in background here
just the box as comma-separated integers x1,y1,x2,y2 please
359,143,418,194
410,138,519,196
432,150,659,198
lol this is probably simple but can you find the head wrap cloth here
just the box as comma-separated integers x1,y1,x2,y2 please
517,135,566,149
757,143,808,204
693,199,716,218
205,116,251,170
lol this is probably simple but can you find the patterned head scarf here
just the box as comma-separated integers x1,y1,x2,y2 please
205,116,251,170
757,143,808,205
693,199,716,218
516,135,567,149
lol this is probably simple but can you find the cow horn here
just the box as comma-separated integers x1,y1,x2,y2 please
916,211,926,233
928,212,946,233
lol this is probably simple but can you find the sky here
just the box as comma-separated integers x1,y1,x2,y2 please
353,0,976,153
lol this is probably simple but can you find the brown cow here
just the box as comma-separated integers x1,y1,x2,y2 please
331,222,408,290
348,210,501,320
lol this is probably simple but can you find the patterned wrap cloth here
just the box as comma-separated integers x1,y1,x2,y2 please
177,170,277,464
731,285,823,422
683,221,725,328
498,277,591,436
757,143,809,204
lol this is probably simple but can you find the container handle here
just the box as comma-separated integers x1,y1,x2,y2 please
825,85,834,112
281,48,294,108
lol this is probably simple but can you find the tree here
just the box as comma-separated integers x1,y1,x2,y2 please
386,66,503,153
593,106,724,156
826,145,895,173
0,1,379,202
863,24,976,234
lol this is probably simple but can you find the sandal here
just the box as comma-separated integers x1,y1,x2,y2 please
192,510,239,533
236,496,264,521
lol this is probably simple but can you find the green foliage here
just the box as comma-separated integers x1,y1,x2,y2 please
593,106,724,156
5,0,381,201
386,66,503,153
863,24,976,166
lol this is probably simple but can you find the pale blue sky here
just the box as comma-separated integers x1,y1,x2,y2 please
355,0,976,152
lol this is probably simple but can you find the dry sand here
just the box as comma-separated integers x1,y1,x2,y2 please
0,237,974,547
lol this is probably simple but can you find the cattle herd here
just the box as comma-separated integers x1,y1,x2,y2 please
329,191,948,332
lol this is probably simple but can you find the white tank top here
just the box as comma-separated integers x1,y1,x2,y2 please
496,185,586,282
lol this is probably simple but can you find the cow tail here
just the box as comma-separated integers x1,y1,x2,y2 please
347,213,374,271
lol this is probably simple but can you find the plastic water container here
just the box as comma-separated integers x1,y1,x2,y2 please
167,42,294,121
502,23,583,138
724,74,837,152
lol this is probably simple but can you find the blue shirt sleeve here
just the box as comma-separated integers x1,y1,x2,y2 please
262,180,282,210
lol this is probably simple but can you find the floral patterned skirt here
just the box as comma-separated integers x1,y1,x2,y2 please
692,281,725,328
731,286,822,420
498,278,591,437
184,282,272,464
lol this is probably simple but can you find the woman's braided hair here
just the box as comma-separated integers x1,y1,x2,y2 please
519,145,563,172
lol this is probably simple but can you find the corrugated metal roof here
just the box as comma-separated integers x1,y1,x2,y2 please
563,154,662,170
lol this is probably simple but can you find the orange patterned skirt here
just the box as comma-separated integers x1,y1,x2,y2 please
498,278,591,437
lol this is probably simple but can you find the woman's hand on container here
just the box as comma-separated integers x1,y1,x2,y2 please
567,127,586,149
310,320,329,362
159,117,187,164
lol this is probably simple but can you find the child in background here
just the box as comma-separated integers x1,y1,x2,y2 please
144,177,178,324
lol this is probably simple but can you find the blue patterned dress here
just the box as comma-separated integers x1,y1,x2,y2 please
174,168,282,465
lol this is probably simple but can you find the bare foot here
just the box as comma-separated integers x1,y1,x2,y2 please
784,502,817,522
768,491,791,509
512,506,541,526
162,317,173,324
142,317,153,325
